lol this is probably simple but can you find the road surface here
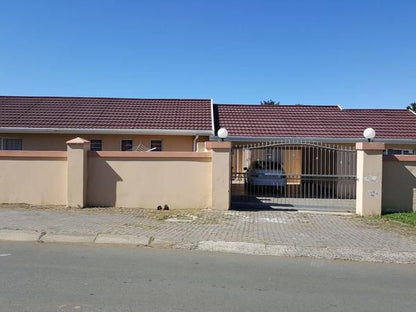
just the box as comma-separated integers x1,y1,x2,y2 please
0,242,415,311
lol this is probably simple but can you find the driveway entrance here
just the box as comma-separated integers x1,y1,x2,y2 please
231,139,357,212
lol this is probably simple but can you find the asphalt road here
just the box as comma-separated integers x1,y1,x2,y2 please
0,242,415,312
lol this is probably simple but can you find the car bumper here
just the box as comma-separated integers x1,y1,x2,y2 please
247,178,287,186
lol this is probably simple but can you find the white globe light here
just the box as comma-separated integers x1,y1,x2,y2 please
363,128,376,141
217,128,228,139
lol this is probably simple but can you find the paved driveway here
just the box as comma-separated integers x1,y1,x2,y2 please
1,205,416,263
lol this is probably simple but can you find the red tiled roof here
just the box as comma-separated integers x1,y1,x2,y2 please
215,104,416,139
0,96,213,133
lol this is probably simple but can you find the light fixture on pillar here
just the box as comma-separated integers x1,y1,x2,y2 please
217,128,228,142
363,128,376,142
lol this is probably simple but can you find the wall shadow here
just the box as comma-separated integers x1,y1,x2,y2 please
383,161,416,213
230,199,297,212
87,157,122,208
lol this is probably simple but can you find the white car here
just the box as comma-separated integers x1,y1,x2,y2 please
245,161,287,188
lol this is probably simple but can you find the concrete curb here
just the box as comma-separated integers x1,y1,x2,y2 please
196,241,416,264
1,230,415,264
41,233,96,244
0,230,43,242
0,231,171,247
95,234,149,245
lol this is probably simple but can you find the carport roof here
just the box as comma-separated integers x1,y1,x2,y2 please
215,104,416,140
0,96,214,135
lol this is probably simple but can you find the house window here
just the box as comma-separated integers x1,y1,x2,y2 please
0,138,22,150
90,139,102,151
385,149,415,155
121,140,133,151
150,140,162,151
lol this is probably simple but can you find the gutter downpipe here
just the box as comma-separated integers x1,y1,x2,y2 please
193,135,200,152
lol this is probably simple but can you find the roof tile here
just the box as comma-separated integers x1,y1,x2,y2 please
215,104,416,139
0,96,213,132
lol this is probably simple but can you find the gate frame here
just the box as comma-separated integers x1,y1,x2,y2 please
230,139,358,212
229,139,385,215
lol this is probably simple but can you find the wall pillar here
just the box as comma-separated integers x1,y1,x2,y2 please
206,141,232,210
66,137,90,208
356,142,385,216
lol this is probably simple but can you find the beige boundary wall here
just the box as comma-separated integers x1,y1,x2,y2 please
87,151,212,209
0,138,231,210
2,137,414,214
0,151,67,205
382,155,416,213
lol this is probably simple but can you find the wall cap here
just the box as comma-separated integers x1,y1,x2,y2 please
384,155,416,162
66,137,90,144
88,151,212,159
356,142,385,151
205,141,232,150
0,151,67,158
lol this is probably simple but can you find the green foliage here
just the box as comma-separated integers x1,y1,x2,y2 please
260,99,280,105
382,212,416,226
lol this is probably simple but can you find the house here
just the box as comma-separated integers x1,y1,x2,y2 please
213,104,416,209
214,103,416,182
1,96,416,153
214,103,416,150
1,95,415,212
0,96,214,152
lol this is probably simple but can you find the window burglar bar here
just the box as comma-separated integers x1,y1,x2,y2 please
0,138,23,150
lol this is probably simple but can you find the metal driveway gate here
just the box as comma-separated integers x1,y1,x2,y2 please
231,139,357,211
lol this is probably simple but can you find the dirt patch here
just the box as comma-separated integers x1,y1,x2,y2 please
146,208,204,221
0,203,67,211
0,204,232,224
358,215,416,237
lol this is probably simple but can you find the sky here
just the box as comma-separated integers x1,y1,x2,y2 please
0,0,415,109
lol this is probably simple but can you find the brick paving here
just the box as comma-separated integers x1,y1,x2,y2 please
1,205,416,254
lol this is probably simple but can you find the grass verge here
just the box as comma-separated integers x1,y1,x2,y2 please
359,212,416,237
382,212,416,226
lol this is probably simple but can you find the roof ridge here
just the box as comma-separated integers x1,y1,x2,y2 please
0,96,214,132
215,103,340,108
0,95,212,101
343,108,410,112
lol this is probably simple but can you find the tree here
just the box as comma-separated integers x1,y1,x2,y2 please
260,99,280,105
407,102,416,112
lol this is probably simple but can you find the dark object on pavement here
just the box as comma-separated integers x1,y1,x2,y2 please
164,204,169,211
157,205,162,210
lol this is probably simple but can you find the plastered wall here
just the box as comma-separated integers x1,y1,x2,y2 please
383,157,416,213
1,133,208,151
0,153,67,205
87,153,212,209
